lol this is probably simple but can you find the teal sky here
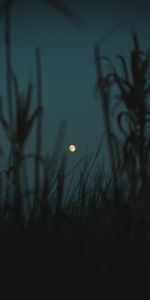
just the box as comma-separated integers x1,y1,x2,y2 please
0,0,149,176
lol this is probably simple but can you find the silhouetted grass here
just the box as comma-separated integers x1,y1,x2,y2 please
0,10,150,295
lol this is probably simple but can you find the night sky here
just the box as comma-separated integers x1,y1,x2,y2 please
0,0,150,176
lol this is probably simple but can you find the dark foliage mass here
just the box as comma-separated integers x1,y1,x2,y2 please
0,1,150,296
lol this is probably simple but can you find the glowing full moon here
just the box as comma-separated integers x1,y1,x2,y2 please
69,144,76,152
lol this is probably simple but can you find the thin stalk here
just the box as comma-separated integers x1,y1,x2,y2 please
94,44,117,188
34,47,43,214
5,0,13,126
94,22,128,192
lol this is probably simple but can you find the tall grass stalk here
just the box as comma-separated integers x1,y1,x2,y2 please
34,48,43,216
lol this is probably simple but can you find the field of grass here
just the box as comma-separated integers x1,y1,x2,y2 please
0,1,150,296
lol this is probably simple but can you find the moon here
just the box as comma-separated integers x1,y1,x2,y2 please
69,144,76,152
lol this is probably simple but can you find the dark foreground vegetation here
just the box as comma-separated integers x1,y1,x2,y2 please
0,1,150,296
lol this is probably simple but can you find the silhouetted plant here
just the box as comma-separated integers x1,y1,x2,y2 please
0,73,42,216
95,32,150,208
47,0,84,27
0,3,149,293
112,33,150,195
